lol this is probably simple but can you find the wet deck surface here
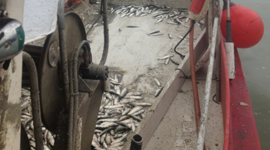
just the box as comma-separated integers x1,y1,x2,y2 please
88,8,223,150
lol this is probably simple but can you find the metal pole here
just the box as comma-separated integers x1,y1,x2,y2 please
227,0,230,20
196,17,219,150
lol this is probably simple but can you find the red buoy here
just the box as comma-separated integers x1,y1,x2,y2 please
221,4,264,48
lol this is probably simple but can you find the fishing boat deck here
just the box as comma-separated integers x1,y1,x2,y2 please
88,8,224,150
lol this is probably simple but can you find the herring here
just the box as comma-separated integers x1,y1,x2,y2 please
155,87,164,97
154,77,161,86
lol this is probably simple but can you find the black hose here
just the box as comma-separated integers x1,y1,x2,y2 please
67,59,74,150
99,0,109,65
70,40,90,149
174,20,195,60
58,0,70,111
23,52,44,150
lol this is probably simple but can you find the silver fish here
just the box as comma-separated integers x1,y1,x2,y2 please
102,138,108,148
115,125,128,133
165,57,170,65
110,129,115,136
105,93,112,100
122,108,131,115
97,118,119,123
131,122,136,132
157,18,163,23
111,133,128,144
129,114,141,122
101,133,106,144
108,141,124,149
129,13,135,17
114,97,119,105
115,86,121,95
133,109,145,116
140,13,147,17
92,139,101,149
158,54,174,60
126,92,142,96
104,105,124,109
168,33,172,39
105,134,112,145
119,115,129,121
47,131,55,146
120,88,128,98
96,122,118,129
128,106,144,115
120,13,126,18
150,33,164,36
154,77,161,86
148,30,160,35
120,98,136,104
132,102,152,107
100,127,114,136
155,87,164,97
125,96,143,100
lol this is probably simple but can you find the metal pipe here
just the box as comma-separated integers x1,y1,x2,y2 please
23,52,44,150
67,57,74,150
196,17,219,150
99,0,109,65
189,20,201,133
227,0,230,20
58,0,70,111
130,134,143,150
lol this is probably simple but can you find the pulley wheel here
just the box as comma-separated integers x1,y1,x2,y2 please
39,13,86,132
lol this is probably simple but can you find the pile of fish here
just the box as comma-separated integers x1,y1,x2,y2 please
91,74,152,150
111,5,193,26
21,89,54,150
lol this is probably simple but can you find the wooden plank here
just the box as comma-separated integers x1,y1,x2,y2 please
122,28,208,150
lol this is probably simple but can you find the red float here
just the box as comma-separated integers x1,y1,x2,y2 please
221,4,264,48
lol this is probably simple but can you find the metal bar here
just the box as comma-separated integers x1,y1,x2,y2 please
122,28,208,150
196,17,219,150
23,52,44,150
227,0,230,20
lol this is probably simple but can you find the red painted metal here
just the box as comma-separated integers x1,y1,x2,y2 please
220,36,230,150
229,49,261,150
189,0,206,15
65,0,82,7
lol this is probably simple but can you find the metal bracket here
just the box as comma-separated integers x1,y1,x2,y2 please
78,76,99,94
225,42,235,79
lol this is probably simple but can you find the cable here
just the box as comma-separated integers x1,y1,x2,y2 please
99,0,109,65
174,20,195,60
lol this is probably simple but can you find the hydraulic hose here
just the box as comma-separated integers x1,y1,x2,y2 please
189,20,201,133
23,52,44,150
58,0,70,111
99,0,109,65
